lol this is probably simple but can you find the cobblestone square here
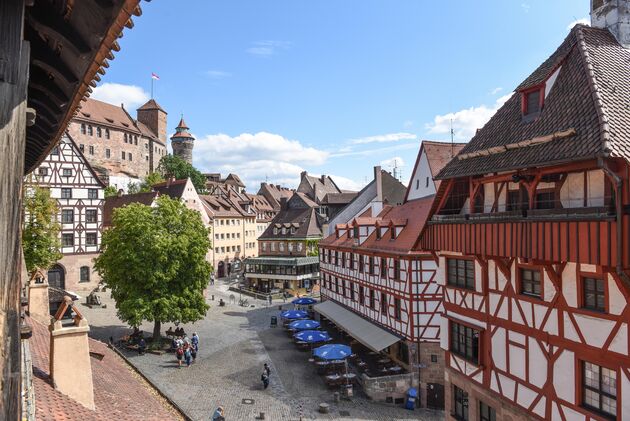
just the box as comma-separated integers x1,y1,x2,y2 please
81,282,444,421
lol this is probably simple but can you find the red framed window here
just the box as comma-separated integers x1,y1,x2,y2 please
380,257,387,277
519,267,542,298
450,321,480,365
582,361,617,419
447,258,475,290
581,276,606,313
521,86,544,117
393,298,402,320
380,292,387,313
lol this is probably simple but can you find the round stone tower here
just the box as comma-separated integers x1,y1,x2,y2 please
170,116,195,165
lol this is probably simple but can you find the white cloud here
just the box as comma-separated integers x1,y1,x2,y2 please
91,83,150,109
192,132,330,191
205,70,232,79
490,87,503,95
246,40,292,57
567,18,589,30
349,132,417,145
331,142,419,158
425,94,512,141
327,175,364,192
380,156,405,169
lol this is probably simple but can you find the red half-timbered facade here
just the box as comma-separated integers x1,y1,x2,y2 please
421,18,630,421
319,141,463,407
31,133,105,292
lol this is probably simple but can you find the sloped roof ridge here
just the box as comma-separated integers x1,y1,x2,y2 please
574,24,612,154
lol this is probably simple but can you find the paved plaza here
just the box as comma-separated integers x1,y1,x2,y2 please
80,282,444,421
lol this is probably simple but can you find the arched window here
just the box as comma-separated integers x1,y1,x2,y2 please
80,266,90,282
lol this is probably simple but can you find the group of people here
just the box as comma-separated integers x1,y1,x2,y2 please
173,332,200,368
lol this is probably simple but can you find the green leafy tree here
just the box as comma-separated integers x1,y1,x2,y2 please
139,172,165,192
104,185,118,198
95,195,212,340
157,155,207,194
22,185,62,274
127,182,141,195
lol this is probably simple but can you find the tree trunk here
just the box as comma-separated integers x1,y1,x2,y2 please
153,320,161,342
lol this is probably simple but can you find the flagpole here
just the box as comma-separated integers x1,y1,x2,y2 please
151,76,154,99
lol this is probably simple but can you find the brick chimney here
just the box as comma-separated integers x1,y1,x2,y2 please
49,297,95,410
372,166,384,215
591,0,630,47
27,269,49,324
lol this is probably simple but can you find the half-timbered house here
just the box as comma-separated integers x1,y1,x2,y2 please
420,7,630,420
31,133,105,292
318,141,464,407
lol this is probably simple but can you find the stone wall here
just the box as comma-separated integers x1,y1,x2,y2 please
67,121,166,179
446,368,533,420
58,254,101,293
359,371,418,402
418,341,444,407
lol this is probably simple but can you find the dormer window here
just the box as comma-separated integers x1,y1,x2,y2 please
521,86,544,120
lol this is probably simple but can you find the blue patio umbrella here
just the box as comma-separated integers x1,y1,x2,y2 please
280,309,308,320
292,297,317,305
313,344,352,360
288,319,320,331
294,330,330,343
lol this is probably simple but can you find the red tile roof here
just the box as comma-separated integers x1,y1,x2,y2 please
320,195,435,255
29,318,181,421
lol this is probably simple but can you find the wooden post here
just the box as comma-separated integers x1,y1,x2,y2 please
0,1,28,419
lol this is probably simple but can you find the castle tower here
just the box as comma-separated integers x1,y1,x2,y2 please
170,116,195,165
136,99,168,144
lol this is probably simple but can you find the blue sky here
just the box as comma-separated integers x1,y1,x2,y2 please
92,0,589,191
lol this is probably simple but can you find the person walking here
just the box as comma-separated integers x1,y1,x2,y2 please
191,332,199,352
263,363,271,377
212,406,225,421
138,338,146,356
184,344,192,367
261,371,269,389
176,345,184,368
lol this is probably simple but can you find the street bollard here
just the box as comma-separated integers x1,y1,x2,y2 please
211,294,214,301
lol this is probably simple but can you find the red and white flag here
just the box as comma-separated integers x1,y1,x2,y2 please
151,72,160,80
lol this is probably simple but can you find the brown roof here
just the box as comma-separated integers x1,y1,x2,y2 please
258,183,295,210
321,192,358,205
175,117,189,129
103,192,158,226
152,178,190,199
298,172,343,202
320,195,435,255
200,195,244,218
437,25,630,179
76,98,140,133
259,192,324,240
137,99,167,113
29,318,181,421
422,141,467,178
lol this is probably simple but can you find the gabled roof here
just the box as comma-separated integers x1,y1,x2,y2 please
200,195,244,218
137,99,167,113
297,172,344,202
437,25,630,179
152,178,190,199
103,192,158,226
29,318,181,421
320,195,434,255
321,192,358,205
75,98,140,133
257,183,294,210
259,207,324,240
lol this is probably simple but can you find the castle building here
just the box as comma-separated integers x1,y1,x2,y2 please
420,4,630,420
67,98,168,191
170,117,195,165
30,133,105,293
